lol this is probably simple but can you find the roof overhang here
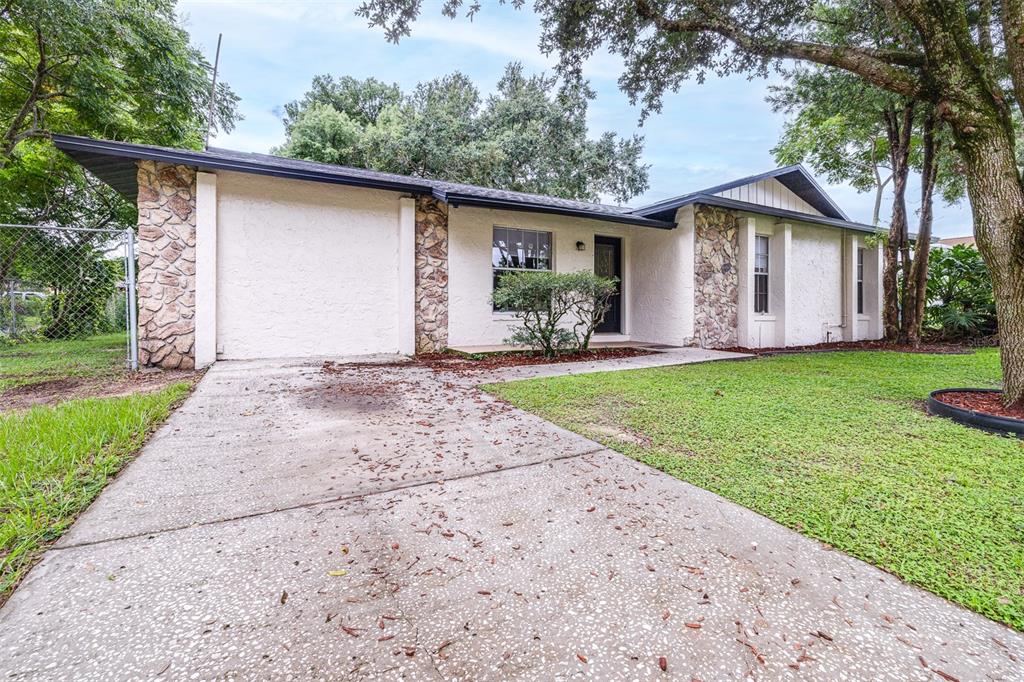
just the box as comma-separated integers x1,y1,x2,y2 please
437,190,676,229
52,135,676,230
649,194,882,234
52,135,433,203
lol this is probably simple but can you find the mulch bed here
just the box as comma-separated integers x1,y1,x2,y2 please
933,390,1024,420
721,340,974,355
414,347,653,372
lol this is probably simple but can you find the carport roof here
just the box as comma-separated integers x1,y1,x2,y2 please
52,135,677,230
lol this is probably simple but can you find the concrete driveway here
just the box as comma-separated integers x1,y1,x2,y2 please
1,352,1021,680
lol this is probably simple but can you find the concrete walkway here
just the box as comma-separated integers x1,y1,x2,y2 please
1,350,1021,680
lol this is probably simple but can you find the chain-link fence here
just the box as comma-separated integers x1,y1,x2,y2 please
1,224,137,371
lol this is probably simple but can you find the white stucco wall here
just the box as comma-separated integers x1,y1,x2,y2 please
214,172,405,359
447,206,626,347
629,205,695,345
788,223,845,345
446,206,693,347
736,211,882,348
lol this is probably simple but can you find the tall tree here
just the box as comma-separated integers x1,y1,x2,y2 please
275,63,649,203
357,0,1024,406
772,69,958,345
1,0,241,228
770,70,896,227
1,0,240,340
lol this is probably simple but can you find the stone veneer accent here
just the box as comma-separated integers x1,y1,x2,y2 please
693,205,739,348
415,195,449,353
136,161,197,369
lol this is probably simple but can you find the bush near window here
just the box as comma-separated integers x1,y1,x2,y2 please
492,270,617,357
925,245,996,341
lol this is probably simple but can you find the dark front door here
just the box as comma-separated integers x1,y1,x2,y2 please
594,236,622,334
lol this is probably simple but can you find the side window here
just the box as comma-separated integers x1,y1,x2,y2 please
856,247,865,315
754,235,769,314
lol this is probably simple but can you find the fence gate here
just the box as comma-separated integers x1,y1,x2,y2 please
0,224,138,371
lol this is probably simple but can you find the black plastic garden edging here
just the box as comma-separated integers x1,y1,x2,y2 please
927,388,1024,438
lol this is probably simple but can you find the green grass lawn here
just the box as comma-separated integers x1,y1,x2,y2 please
0,334,192,604
0,333,128,392
486,349,1024,630
0,383,191,603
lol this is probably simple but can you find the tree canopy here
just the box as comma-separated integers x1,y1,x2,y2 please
275,63,649,203
0,0,241,228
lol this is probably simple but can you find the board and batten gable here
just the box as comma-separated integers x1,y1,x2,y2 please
214,171,407,359
714,176,824,216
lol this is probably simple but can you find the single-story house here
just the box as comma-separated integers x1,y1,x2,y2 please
54,134,884,369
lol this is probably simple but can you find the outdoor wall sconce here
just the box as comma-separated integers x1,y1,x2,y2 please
576,241,586,251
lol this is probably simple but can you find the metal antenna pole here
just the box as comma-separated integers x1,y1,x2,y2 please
204,33,223,150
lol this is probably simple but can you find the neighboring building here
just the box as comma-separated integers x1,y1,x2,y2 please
936,235,976,248
54,134,884,369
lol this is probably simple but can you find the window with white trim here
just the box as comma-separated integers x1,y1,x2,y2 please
754,235,769,314
492,227,553,309
856,247,865,314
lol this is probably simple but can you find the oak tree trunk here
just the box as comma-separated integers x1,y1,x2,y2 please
958,128,1024,406
882,177,905,341
902,110,939,346
913,2,1024,406
882,104,913,342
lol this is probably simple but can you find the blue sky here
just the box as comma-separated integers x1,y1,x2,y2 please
177,0,972,237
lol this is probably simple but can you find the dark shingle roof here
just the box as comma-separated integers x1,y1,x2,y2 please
641,193,880,234
52,135,675,229
53,135,878,234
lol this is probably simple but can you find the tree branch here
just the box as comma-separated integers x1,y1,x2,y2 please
1,24,47,164
633,0,924,98
1000,0,1024,114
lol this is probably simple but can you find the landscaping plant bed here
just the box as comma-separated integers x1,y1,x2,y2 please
417,347,654,372
722,339,974,355
928,388,1024,437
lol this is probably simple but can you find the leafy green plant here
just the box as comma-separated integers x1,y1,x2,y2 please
925,245,996,340
491,270,617,357
561,271,619,350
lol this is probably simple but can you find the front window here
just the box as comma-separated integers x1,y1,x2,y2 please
492,227,553,309
754,235,769,314
856,247,865,314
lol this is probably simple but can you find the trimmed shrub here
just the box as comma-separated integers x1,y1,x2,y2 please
492,270,618,357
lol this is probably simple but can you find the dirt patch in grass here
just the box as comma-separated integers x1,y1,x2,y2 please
935,390,1024,420
721,339,975,355
0,369,195,412
586,423,653,446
